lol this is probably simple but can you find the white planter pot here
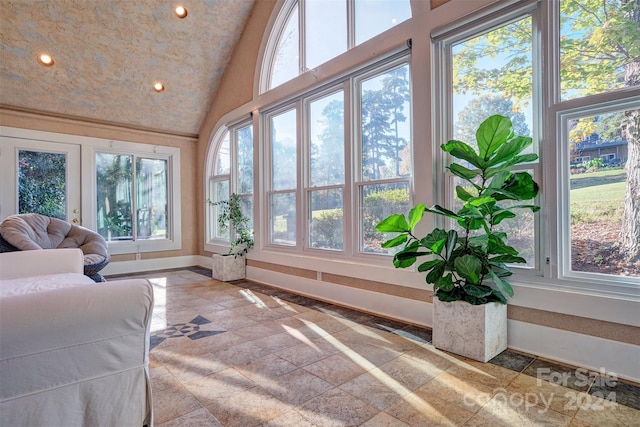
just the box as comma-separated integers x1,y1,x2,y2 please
211,254,245,281
432,299,507,362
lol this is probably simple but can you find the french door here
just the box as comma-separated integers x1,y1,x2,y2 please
0,136,81,224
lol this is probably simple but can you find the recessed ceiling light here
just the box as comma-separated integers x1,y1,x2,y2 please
174,5,187,18
38,54,54,67
153,82,165,92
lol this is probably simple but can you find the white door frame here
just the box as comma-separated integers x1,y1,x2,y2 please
0,129,82,224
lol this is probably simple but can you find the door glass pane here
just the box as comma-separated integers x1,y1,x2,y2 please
355,0,411,45
271,4,299,89
270,192,296,246
136,158,168,240
309,188,343,251
560,0,639,101
18,150,66,219
310,91,344,187
237,124,254,194
360,182,410,253
568,108,638,277
361,64,411,181
271,109,297,191
96,153,133,241
305,0,347,69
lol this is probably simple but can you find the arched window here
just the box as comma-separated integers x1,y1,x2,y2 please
262,0,411,92
207,121,254,244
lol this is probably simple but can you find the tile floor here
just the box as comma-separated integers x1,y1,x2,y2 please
108,268,640,427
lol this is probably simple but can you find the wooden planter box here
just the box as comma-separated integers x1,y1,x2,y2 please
211,254,245,281
432,299,507,362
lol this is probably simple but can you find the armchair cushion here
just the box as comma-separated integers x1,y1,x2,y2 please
0,214,110,281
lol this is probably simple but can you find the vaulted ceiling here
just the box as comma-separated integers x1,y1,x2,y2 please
0,0,255,137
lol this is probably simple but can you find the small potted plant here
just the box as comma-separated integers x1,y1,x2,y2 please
209,193,254,281
376,115,539,361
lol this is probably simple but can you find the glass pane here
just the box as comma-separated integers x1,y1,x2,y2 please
451,16,533,149
568,109,638,277
355,0,411,45
271,4,299,89
361,64,411,181
239,194,254,238
212,179,230,240
18,150,66,219
310,91,344,187
360,182,410,253
305,0,347,69
560,1,639,101
136,158,168,240
237,124,254,194
96,153,133,241
309,189,343,250
271,109,297,191
270,192,296,246
216,132,230,175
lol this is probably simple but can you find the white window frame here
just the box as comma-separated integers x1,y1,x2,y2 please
84,140,181,255
433,0,640,295
303,84,349,253
205,119,255,251
433,2,543,276
259,0,412,94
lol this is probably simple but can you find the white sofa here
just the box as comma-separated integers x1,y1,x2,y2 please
0,248,154,426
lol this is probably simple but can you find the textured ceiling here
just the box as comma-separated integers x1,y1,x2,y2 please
0,0,255,136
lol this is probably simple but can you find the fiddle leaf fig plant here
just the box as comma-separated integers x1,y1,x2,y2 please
209,193,254,258
376,115,540,305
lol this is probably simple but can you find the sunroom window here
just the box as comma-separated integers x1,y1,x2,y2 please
208,122,254,244
264,0,411,91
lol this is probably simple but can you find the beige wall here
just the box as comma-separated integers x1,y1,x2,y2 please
0,107,199,262
196,0,277,255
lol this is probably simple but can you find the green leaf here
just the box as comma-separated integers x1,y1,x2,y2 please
454,254,482,284
476,115,513,160
490,289,508,304
502,172,539,200
376,213,409,233
445,230,458,260
436,273,455,292
491,209,516,225
408,204,426,229
420,229,448,255
468,196,496,207
436,291,460,302
490,254,526,264
489,270,514,298
381,234,408,248
426,205,463,220
448,163,480,181
441,140,484,169
463,284,493,298
426,261,446,284
418,258,445,272
487,233,518,255
456,185,474,201
485,135,533,167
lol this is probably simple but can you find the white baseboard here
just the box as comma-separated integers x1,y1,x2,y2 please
102,256,204,275
508,320,640,383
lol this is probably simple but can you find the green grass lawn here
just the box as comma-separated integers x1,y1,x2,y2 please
570,180,626,224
